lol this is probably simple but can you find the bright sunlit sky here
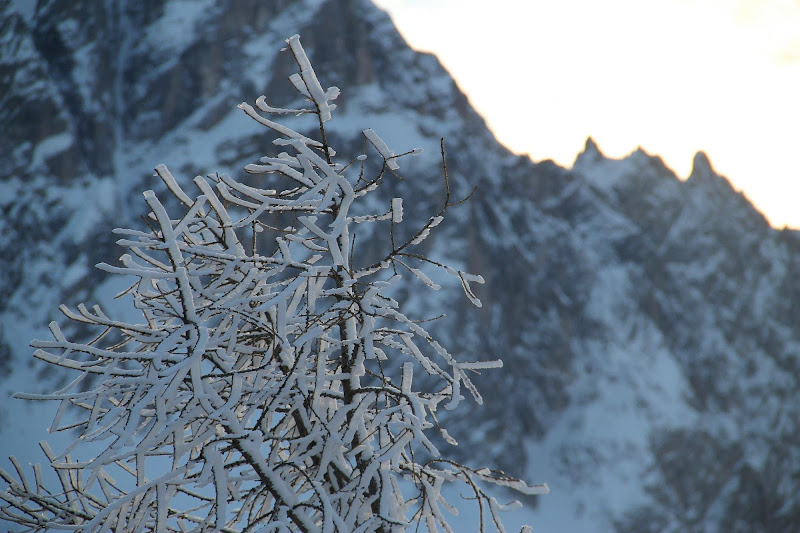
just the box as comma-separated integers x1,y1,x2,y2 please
372,0,800,228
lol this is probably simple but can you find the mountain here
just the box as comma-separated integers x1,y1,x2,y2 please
3,1,800,531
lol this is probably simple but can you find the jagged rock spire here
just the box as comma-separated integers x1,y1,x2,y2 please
689,150,715,181
573,136,604,169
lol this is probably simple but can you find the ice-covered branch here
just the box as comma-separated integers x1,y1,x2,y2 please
1,33,542,533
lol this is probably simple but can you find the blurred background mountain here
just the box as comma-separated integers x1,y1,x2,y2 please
3,1,800,531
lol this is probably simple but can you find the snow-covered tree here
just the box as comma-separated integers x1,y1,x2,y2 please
0,35,547,532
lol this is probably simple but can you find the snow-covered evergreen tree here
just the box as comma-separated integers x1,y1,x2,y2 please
0,35,546,532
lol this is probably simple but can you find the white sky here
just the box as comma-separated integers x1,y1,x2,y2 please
372,0,800,228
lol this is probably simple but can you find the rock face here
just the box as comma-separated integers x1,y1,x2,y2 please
3,1,800,531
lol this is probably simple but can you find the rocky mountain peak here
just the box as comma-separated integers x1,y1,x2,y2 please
689,149,715,182
572,135,605,175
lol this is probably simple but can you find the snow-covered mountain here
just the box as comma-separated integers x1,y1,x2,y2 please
3,1,800,531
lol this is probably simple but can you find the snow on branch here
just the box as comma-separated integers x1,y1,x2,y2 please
286,34,340,123
0,34,544,533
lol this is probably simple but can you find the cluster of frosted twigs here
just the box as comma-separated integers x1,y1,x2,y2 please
0,34,546,533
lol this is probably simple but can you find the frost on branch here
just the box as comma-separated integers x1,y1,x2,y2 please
0,35,546,532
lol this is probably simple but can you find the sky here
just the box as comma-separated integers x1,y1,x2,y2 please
372,0,800,229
